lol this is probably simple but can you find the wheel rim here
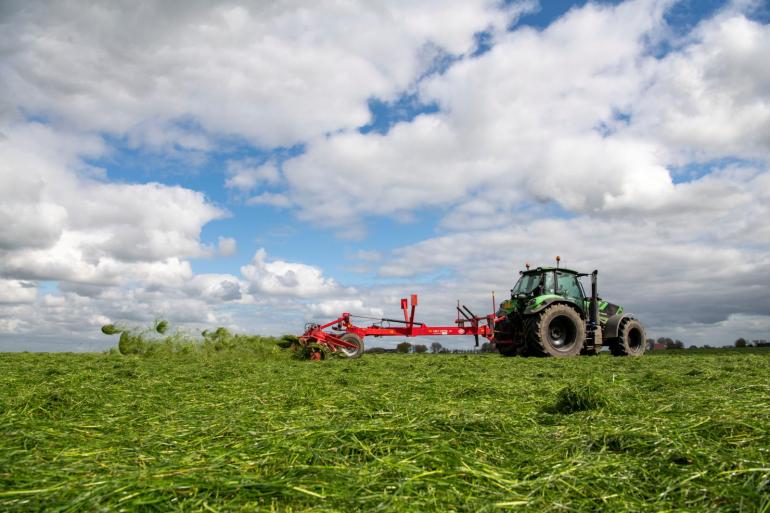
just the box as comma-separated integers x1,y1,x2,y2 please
339,344,359,357
547,315,577,351
338,335,361,357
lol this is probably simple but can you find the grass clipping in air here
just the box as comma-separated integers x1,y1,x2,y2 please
1,348,769,511
99,320,298,357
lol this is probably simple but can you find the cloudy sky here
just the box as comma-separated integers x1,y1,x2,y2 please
1,0,769,351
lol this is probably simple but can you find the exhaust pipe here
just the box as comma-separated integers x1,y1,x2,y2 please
590,270,599,341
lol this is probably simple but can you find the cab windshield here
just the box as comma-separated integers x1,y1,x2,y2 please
512,273,542,294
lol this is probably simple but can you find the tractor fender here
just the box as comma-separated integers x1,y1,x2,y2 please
523,297,584,317
604,313,635,339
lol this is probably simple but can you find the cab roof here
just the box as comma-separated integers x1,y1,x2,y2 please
522,266,580,275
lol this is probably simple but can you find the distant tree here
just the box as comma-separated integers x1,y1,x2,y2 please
735,338,747,348
396,342,412,353
414,344,428,354
430,342,443,354
688,345,698,350
646,338,655,350
660,337,683,350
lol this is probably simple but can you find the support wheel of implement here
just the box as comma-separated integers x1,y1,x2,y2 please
524,304,585,357
338,332,364,358
497,344,518,357
610,319,646,357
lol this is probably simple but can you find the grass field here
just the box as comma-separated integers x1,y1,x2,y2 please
1,346,769,512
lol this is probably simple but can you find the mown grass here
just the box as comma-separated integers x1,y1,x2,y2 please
1,348,769,512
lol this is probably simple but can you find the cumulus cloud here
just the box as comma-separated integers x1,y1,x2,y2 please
274,1,769,232
0,122,225,286
0,280,37,304
307,299,384,319
0,0,532,147
635,13,770,161
241,249,344,298
225,160,282,192
217,236,237,257
185,274,243,302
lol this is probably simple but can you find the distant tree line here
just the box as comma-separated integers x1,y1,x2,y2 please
646,336,770,350
733,338,769,348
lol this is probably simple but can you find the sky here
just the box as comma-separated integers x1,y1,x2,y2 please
1,0,770,352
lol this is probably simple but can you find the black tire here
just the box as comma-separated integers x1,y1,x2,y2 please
338,332,364,358
494,318,517,357
497,344,517,357
610,319,646,357
524,304,585,357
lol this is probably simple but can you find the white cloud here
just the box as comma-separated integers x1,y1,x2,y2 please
0,280,37,304
225,160,281,192
217,236,237,257
276,0,676,228
0,122,225,286
352,250,383,262
246,192,292,208
185,274,243,302
307,299,384,319
240,248,343,298
274,1,769,235
635,13,770,161
1,0,532,147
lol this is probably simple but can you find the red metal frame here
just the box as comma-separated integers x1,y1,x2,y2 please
299,294,506,355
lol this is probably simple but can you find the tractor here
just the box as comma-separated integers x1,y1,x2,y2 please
298,257,646,358
493,258,646,357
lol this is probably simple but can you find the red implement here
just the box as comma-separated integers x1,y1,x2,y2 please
299,294,505,357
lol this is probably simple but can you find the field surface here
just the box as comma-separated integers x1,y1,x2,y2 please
1,348,769,512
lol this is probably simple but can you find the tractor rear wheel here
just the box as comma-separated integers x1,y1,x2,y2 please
338,332,364,358
497,344,518,357
610,319,646,356
524,304,585,357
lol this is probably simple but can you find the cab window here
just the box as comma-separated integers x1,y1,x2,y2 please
557,272,584,299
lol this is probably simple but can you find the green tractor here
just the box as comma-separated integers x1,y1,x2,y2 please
493,258,646,357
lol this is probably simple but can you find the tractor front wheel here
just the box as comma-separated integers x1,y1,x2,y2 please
610,319,646,356
524,304,585,357
338,332,364,358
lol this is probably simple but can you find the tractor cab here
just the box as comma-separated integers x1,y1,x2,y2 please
511,267,586,303
503,266,589,320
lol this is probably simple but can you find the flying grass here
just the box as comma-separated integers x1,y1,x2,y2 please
100,321,291,357
1,349,769,511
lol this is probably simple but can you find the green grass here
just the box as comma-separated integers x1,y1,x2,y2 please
1,348,769,512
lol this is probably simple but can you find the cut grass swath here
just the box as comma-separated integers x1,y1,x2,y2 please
0,349,768,511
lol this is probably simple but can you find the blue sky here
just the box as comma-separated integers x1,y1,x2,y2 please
1,0,770,351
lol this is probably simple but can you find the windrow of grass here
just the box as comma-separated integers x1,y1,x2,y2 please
99,321,297,357
1,349,769,512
